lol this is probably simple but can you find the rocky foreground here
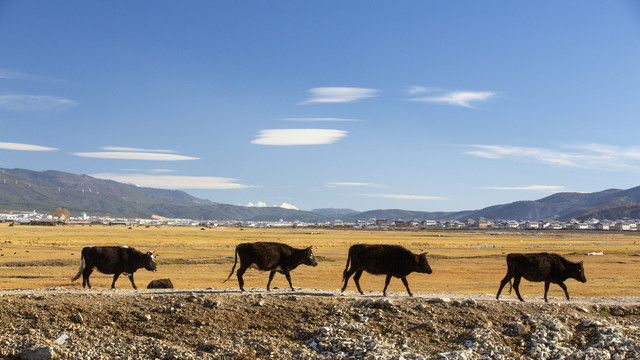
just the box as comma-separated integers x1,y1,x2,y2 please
0,289,639,360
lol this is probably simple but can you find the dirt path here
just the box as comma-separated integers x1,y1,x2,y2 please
1,288,639,359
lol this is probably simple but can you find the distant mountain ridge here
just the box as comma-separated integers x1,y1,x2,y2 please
1,168,640,222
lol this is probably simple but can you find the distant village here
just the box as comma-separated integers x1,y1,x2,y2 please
1,210,639,231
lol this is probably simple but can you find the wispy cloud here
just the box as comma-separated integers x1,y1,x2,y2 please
0,68,69,84
301,87,379,104
73,152,199,161
102,146,177,153
483,185,570,192
282,117,362,122
464,144,640,170
0,69,33,80
406,86,437,95
251,129,348,146
364,194,450,201
408,89,496,108
325,182,385,188
91,173,252,190
0,141,58,152
0,94,77,111
122,169,176,173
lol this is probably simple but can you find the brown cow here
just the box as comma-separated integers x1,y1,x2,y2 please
223,242,318,291
341,244,432,296
496,252,586,302
71,246,157,289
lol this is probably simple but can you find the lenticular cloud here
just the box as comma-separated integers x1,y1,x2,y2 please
251,129,348,146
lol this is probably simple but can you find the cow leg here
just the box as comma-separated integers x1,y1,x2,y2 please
236,265,248,291
128,274,137,289
513,276,524,302
111,273,121,289
83,268,94,289
382,274,392,296
341,268,357,293
558,281,570,301
496,272,513,300
284,271,295,291
400,276,413,297
266,271,276,291
544,281,550,302
353,270,365,295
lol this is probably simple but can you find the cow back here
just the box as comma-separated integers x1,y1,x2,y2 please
82,246,155,274
349,244,425,277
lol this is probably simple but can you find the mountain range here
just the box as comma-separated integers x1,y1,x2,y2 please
1,168,640,222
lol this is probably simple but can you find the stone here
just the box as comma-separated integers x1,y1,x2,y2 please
73,313,84,324
18,346,57,360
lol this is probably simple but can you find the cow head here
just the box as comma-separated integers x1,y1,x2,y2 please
572,260,586,283
145,251,158,272
304,246,318,267
415,252,432,274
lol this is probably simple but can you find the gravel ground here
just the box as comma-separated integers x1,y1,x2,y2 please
1,288,639,360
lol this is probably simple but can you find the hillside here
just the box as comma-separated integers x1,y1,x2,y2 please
2,168,640,222
447,188,640,221
0,168,325,222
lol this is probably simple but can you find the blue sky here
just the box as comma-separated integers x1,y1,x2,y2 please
1,1,640,212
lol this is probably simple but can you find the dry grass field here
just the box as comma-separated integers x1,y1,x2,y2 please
1,223,639,298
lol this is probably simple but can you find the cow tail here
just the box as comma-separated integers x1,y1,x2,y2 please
342,248,352,282
223,246,239,283
71,251,85,282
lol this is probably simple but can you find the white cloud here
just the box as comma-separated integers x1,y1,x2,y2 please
73,152,199,161
365,194,450,201
0,69,31,80
464,143,640,170
91,173,252,190
409,90,496,108
246,201,268,207
325,182,385,188
251,129,347,146
483,185,570,192
0,141,58,152
406,86,436,95
282,117,362,122
0,68,69,83
102,146,177,153
0,94,77,111
280,202,299,210
246,201,299,210
301,87,379,104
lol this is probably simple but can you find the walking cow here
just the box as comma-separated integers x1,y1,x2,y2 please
71,246,157,289
223,242,318,291
496,252,587,302
341,244,432,296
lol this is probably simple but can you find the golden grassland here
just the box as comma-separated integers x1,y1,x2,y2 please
0,223,639,297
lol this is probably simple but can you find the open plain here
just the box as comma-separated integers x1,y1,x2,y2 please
1,224,639,359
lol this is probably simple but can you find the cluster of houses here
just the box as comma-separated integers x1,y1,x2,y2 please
325,217,639,231
1,210,639,231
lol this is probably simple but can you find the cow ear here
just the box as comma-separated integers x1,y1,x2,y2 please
307,246,313,250
579,260,584,266
414,255,420,263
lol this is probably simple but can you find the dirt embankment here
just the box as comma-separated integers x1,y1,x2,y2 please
1,289,639,360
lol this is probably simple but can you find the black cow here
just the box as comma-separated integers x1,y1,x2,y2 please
496,252,587,302
71,246,157,289
223,242,318,291
147,278,174,289
341,244,432,296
